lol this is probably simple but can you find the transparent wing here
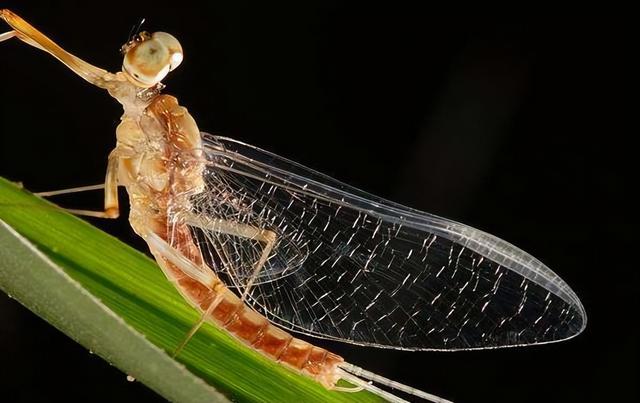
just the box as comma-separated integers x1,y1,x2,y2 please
185,133,586,351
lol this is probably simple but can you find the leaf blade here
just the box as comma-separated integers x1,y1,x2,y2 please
0,220,229,403
0,177,380,403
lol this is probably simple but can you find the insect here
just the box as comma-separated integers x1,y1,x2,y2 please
1,10,586,403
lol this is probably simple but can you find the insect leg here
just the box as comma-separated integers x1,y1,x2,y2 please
38,151,120,219
145,232,223,356
0,30,16,42
1,10,114,89
146,232,218,287
36,184,105,196
180,213,277,301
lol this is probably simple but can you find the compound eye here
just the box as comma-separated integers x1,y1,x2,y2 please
152,32,183,71
122,32,183,87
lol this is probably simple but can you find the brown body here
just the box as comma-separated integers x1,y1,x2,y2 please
115,89,343,388
2,9,455,402
0,8,344,389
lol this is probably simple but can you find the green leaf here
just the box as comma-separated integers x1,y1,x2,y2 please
0,218,229,403
0,177,381,403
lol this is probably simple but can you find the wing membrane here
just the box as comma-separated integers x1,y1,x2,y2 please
183,133,586,351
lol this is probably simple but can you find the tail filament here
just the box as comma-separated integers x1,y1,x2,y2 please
338,362,453,403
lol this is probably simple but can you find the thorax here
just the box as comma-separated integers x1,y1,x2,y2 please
108,79,205,231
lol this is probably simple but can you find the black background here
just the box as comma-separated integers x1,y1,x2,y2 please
0,3,632,403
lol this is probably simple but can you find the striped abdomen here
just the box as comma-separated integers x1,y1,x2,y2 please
152,222,343,389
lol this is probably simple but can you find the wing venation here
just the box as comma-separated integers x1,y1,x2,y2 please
179,133,585,351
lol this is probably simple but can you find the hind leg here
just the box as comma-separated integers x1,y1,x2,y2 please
179,213,277,302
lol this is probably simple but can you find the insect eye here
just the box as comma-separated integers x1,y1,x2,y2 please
121,31,183,88
152,32,183,71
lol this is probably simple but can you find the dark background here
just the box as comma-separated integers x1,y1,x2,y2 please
0,3,631,403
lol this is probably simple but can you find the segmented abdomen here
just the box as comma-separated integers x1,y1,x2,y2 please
152,222,343,389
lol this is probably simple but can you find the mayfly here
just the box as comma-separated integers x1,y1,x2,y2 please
0,10,586,403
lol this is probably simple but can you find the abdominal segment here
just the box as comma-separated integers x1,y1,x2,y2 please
149,222,343,389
